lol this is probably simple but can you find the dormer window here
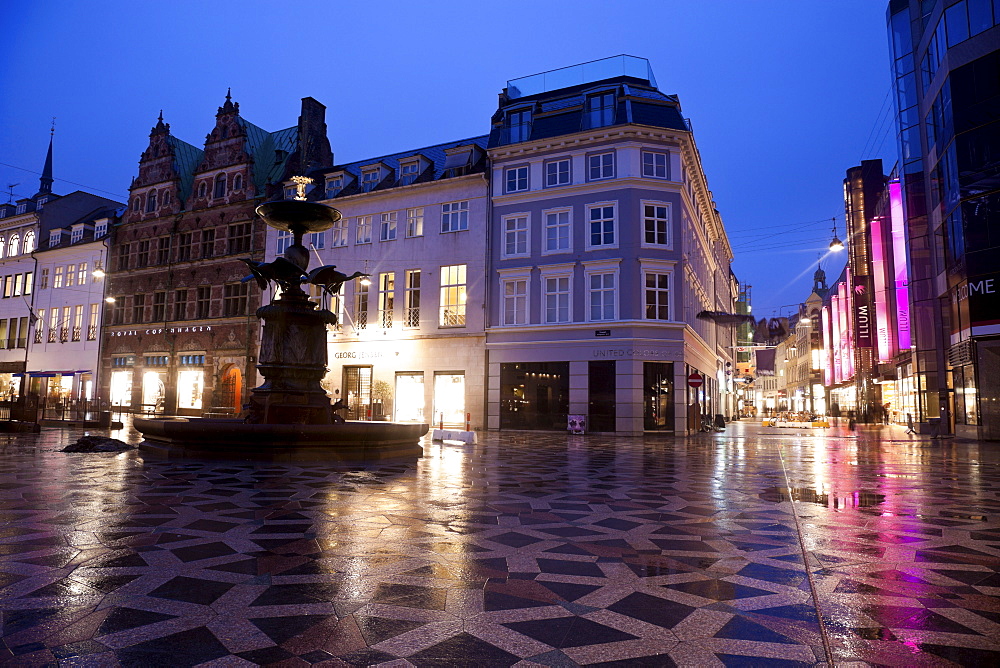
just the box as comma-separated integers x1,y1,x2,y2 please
585,92,616,129
214,174,227,199
146,190,157,212
442,146,477,178
23,231,35,254
48,230,60,248
16,203,26,215
95,219,108,239
400,162,419,186
198,182,208,198
36,197,48,210
0,209,6,219
284,185,297,200
233,174,243,190
325,176,344,198
506,109,531,143
71,226,84,243
361,169,380,193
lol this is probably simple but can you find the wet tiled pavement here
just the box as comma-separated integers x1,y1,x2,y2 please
0,422,999,666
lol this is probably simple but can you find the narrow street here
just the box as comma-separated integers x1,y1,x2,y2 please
0,424,997,666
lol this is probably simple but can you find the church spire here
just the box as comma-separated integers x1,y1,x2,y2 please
36,119,54,197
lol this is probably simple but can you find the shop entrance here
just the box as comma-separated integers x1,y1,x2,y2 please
343,365,372,420
110,370,133,410
433,372,465,428
217,367,242,415
142,371,167,414
588,361,616,432
395,372,425,422
644,362,674,430
500,362,569,430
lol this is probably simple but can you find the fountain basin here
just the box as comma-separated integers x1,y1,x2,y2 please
135,417,427,462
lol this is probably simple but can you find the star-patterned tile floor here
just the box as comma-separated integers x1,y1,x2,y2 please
0,421,998,666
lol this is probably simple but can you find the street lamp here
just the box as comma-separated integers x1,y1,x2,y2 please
829,218,844,252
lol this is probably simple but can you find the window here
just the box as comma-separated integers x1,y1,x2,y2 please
77,263,87,286
23,271,32,295
95,220,107,238
146,190,157,212
543,208,571,254
507,109,531,143
12,274,22,296
214,174,227,199
16,203,25,214
66,264,77,287
111,298,124,325
284,185,296,200
505,166,528,193
585,92,615,128
163,190,171,206
276,230,293,255
502,277,528,326
331,218,348,247
71,226,83,243
361,169,380,192
441,201,469,233
88,304,98,340
439,264,466,327
378,272,395,328
588,152,615,180
223,282,248,316
177,232,192,261
587,202,617,249
8,235,19,256
325,176,343,198
354,281,369,329
642,202,670,247
404,269,420,327
174,289,188,320
157,237,171,264
228,222,251,254
380,212,397,241
196,286,211,318
39,268,48,289
152,291,166,321
198,182,207,198
201,228,216,258
60,307,70,341
503,215,529,258
644,271,671,320
356,216,372,244
34,309,44,344
1,276,9,298
50,309,60,339
400,162,419,186
54,266,64,289
136,240,150,268
585,261,619,322
72,305,83,341
23,231,35,253
133,294,145,324
642,151,669,179
406,207,424,237
542,272,571,324
545,159,571,187
132,198,141,212
309,231,324,249
233,174,243,190
48,230,60,248
0,238,4,257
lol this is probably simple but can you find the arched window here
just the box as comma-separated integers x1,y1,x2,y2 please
214,174,227,199
163,190,171,206
198,182,207,198
233,174,243,190
23,231,35,254
9,234,19,257
146,190,157,212
133,197,141,211
0,237,5,258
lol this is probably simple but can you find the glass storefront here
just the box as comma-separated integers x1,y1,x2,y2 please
434,372,466,428
395,372,425,422
177,369,204,410
643,362,673,430
500,362,569,430
110,370,133,408
142,371,166,414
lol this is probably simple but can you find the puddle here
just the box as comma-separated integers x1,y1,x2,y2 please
760,486,886,509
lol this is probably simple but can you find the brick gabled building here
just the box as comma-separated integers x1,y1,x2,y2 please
101,94,331,416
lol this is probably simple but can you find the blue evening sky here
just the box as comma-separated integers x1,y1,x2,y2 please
0,0,894,317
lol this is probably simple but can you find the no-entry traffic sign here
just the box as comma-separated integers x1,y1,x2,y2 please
687,372,704,388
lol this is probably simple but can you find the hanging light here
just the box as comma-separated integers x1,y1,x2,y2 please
829,217,844,251
360,259,372,286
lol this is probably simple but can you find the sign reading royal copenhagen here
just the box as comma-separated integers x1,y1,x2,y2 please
109,326,213,337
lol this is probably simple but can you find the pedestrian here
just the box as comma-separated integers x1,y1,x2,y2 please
905,413,916,435
883,402,891,425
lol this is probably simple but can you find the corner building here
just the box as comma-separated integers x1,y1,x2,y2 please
485,57,736,434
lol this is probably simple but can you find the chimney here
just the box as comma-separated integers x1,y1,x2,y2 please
297,97,333,173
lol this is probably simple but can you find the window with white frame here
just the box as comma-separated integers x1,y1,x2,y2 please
95,220,107,238
23,231,35,253
642,150,669,179
505,165,528,193
330,218,348,247
309,231,325,249
71,226,83,243
48,230,60,248
642,202,671,247
541,267,573,324
545,158,571,187
588,271,617,321
276,230,293,255
587,202,617,249
441,201,469,233
643,264,673,320
8,235,19,256
325,176,343,198
501,273,529,326
66,264,76,287
54,266,63,289
543,208,571,254
406,207,424,237
439,264,466,327
404,269,420,327
380,212,397,241
283,184,296,200
507,109,531,143
399,162,419,186
361,169,380,192
356,216,372,244
588,151,615,180
354,280,369,329
77,263,87,285
502,215,529,258
378,272,395,328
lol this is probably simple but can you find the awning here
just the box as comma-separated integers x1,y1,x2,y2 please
28,371,75,378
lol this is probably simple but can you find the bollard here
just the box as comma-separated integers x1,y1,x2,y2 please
465,412,471,432
439,413,444,430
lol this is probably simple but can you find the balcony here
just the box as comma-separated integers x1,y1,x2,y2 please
404,308,420,328
506,55,656,99
72,326,81,342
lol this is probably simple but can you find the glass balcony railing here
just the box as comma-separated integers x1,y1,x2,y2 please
506,55,656,99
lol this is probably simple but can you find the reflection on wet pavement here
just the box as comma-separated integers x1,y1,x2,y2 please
0,422,998,666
